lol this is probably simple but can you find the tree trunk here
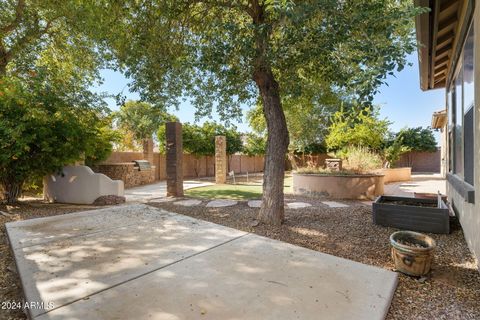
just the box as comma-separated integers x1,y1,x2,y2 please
1,179,23,204
254,68,289,225
0,46,9,77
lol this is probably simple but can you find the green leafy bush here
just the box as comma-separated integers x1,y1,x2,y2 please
395,127,437,152
326,106,390,151
383,141,411,168
295,167,362,176
0,73,114,203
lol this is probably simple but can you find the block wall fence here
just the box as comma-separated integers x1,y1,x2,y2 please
101,149,440,182
102,152,265,181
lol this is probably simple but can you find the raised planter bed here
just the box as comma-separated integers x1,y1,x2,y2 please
381,167,411,183
373,195,450,234
293,173,384,200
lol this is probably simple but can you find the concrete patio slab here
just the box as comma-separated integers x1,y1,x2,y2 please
6,205,245,318
125,180,213,202
384,174,446,197
6,204,160,249
7,205,398,320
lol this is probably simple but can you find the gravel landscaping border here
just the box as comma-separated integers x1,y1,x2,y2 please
1,198,479,320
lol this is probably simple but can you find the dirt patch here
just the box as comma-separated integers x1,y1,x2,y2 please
150,197,480,320
0,201,97,320
379,198,438,207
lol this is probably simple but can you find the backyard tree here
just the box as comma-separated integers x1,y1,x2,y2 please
158,122,243,155
247,87,341,168
0,72,113,203
108,1,421,224
115,100,172,155
395,127,438,152
326,106,391,151
158,122,243,177
243,133,267,157
0,0,122,80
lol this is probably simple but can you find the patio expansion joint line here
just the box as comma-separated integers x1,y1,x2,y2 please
33,232,250,318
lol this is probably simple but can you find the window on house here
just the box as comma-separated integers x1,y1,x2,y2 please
448,88,454,173
454,66,463,177
463,23,475,186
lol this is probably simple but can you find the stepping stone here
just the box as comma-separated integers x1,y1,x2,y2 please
247,200,262,208
148,197,176,203
174,199,202,206
322,201,349,208
360,201,373,206
287,202,312,209
206,199,238,208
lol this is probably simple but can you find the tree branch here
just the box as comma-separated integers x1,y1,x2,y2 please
0,0,26,35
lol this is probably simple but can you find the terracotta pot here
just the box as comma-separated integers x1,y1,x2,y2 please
390,231,436,276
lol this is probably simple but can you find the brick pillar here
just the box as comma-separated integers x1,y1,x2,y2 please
166,122,183,197
215,136,227,184
143,138,154,164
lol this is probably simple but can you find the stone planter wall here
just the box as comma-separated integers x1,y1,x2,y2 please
293,173,384,200
381,167,412,184
91,163,155,188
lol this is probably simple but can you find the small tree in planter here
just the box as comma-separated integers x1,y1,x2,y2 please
326,106,390,152
383,140,411,168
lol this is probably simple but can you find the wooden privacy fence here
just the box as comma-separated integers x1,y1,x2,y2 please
102,149,440,181
102,152,265,181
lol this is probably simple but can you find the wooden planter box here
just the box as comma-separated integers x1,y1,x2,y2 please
373,195,450,234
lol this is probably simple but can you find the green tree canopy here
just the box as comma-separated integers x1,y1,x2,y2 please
0,0,122,81
243,133,267,156
0,72,114,203
326,106,391,151
158,122,243,156
247,87,345,154
395,127,438,152
104,0,421,224
116,100,172,143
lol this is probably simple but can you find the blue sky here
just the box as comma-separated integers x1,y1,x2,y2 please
93,52,444,142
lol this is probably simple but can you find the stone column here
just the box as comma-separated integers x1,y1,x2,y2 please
166,122,183,197
215,136,227,184
143,138,154,164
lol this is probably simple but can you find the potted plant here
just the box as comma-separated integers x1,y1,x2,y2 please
390,231,436,276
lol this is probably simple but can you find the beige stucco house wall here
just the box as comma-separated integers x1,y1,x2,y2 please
415,0,480,267
448,5,480,264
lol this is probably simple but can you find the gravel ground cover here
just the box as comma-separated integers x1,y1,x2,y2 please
1,198,479,320
150,197,480,320
0,201,97,320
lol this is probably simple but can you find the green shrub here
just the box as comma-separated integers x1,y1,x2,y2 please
383,142,411,168
342,146,383,173
295,167,361,176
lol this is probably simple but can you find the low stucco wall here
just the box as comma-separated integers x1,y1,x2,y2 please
381,167,412,184
43,165,124,204
292,173,384,200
